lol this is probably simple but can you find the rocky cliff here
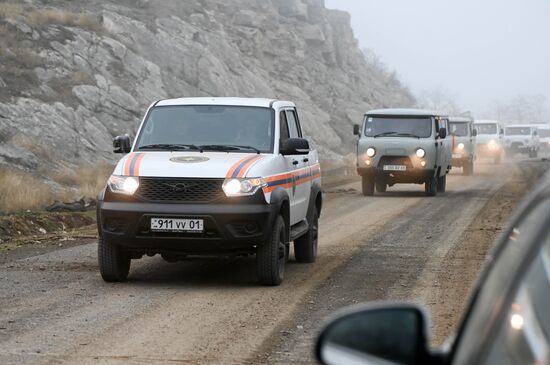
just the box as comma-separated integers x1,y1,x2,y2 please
0,0,414,179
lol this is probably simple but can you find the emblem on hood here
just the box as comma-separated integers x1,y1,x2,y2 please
170,156,210,163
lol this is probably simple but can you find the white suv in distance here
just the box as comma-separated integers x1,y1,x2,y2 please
504,125,540,158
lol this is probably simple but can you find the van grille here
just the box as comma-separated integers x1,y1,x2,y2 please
378,156,414,169
136,178,226,203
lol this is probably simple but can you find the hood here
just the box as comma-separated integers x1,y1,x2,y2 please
114,151,273,179
476,134,500,144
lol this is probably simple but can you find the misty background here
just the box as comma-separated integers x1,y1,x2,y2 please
326,0,550,124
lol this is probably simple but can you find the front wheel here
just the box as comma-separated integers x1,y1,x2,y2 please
425,175,437,197
98,236,131,282
437,174,447,193
294,209,319,263
256,215,286,286
362,176,375,196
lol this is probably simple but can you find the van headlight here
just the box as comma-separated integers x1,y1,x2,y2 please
366,147,376,157
222,178,267,197
415,148,426,158
108,175,140,195
457,143,465,150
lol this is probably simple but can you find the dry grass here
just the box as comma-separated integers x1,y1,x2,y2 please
0,2,102,32
51,163,114,200
0,169,52,213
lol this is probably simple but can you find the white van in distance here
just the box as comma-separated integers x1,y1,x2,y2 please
449,117,477,175
473,120,504,164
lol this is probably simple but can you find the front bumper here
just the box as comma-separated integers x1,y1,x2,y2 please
477,144,501,157
357,166,435,184
451,153,473,167
98,198,278,255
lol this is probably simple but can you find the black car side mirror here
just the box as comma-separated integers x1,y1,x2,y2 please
280,138,310,155
500,128,504,135
353,124,361,136
113,134,131,154
472,129,478,137
438,128,447,139
316,304,432,365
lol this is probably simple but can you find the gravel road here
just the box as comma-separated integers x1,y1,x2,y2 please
0,160,547,364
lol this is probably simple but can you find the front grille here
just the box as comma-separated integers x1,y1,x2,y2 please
378,156,414,169
136,178,226,203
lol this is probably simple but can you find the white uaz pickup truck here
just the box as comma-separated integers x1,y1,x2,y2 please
97,98,322,286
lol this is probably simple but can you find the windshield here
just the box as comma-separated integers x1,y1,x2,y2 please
364,116,433,138
505,127,531,136
449,122,469,137
539,129,550,138
474,124,497,135
135,106,274,153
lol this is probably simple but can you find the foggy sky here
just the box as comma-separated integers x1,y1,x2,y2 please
326,0,550,118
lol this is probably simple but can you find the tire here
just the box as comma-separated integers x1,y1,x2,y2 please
295,209,319,263
98,236,131,282
375,180,387,193
362,176,375,196
437,173,447,193
256,215,286,286
463,161,474,176
425,175,437,197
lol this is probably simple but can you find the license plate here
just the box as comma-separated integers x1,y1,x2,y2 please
151,218,204,232
383,165,407,171
452,154,462,158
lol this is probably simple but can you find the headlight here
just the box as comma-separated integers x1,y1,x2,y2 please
415,148,426,158
366,148,376,157
108,175,140,195
457,143,465,150
222,178,267,197
488,139,496,145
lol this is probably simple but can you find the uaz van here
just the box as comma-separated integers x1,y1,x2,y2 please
473,120,504,164
449,117,477,175
354,109,452,197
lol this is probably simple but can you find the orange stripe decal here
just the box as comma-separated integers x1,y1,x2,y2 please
236,156,264,178
123,153,135,176
132,153,146,176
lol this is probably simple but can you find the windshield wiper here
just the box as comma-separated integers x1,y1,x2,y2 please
139,144,202,152
373,132,420,139
200,144,261,154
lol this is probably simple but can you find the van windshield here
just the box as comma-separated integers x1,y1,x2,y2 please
135,105,274,153
539,129,550,138
364,116,433,138
475,124,497,135
505,127,531,136
449,122,469,137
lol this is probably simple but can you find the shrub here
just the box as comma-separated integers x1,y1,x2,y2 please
0,169,52,213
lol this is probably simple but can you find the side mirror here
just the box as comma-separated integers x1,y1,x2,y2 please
534,131,538,136
316,304,431,365
280,138,310,155
353,124,361,136
113,134,131,154
500,128,504,135
472,129,478,137
438,128,447,139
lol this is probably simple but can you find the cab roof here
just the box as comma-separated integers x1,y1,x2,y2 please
365,108,447,117
506,124,537,128
155,97,295,108
449,117,473,123
474,120,500,125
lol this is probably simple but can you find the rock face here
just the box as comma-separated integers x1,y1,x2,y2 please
0,0,414,177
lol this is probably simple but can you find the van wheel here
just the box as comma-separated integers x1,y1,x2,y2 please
437,174,447,193
256,215,286,286
375,180,387,193
295,209,318,263
425,176,437,196
463,161,473,176
362,176,375,196
98,236,131,282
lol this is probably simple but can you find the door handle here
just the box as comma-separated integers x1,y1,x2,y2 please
292,160,299,166
303,158,309,163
